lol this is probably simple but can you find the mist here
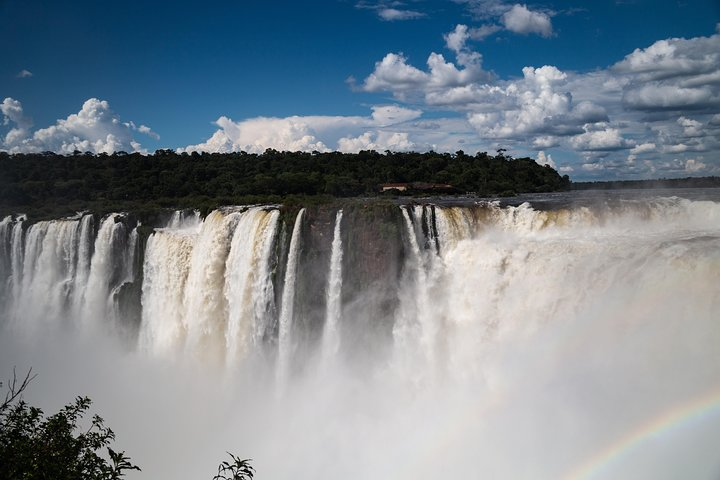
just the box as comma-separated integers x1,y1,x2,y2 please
1,196,720,480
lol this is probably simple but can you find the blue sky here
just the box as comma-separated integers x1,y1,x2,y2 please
1,0,719,179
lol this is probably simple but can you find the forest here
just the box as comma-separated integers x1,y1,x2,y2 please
0,149,570,219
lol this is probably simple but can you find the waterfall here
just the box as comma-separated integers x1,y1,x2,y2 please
2,194,720,480
225,207,280,366
394,206,441,377
83,214,129,330
0,216,12,306
9,217,25,310
277,208,305,384
182,210,240,365
321,209,343,362
72,214,94,314
139,224,196,357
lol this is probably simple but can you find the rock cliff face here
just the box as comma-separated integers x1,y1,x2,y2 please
339,204,404,364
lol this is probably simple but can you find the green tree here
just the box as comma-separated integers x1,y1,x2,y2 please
0,368,141,480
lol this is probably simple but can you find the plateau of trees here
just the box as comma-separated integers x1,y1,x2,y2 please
0,149,570,219
0,368,254,480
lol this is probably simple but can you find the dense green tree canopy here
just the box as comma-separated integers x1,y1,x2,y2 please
0,149,570,219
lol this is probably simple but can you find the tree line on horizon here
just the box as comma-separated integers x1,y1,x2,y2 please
571,176,720,190
0,149,570,219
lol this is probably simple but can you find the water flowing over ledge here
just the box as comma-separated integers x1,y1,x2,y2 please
1,193,720,480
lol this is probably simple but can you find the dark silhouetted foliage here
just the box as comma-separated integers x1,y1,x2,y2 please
213,453,254,480
0,369,140,480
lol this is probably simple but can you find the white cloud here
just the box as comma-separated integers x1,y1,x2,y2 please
2,97,32,130
663,143,689,154
354,23,720,178
452,0,512,20
16,69,33,79
685,157,706,173
470,24,503,40
533,135,560,148
137,124,160,140
623,84,719,110
360,53,429,93
180,105,423,154
360,50,491,98
466,66,606,139
1,98,155,154
445,24,472,54
630,142,656,154
370,105,422,125
581,162,605,171
2,97,34,149
501,4,553,38
378,8,425,21
614,36,720,81
613,32,720,113
448,1,554,39
536,150,556,169
338,131,417,152
570,128,631,151
677,116,704,137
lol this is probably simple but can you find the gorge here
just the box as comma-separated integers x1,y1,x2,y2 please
1,193,720,480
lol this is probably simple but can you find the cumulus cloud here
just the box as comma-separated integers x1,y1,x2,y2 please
614,36,720,81
360,53,429,94
338,131,417,152
614,32,720,112
2,98,32,130
570,128,632,151
359,49,492,99
502,4,553,37
16,69,33,78
466,66,607,139
355,21,720,179
449,1,554,39
623,84,719,110
2,98,33,147
630,142,656,154
0,97,156,154
536,150,556,169
180,105,423,154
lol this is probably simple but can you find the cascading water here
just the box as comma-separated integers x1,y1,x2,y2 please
224,207,280,366
1,192,720,480
321,209,343,361
277,208,305,384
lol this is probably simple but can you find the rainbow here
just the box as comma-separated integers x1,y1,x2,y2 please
563,388,720,480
